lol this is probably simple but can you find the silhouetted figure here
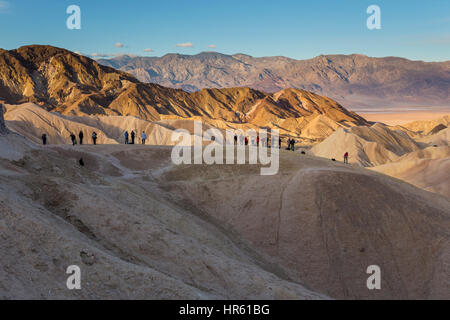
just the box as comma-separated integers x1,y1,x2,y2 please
79,131,84,145
141,131,147,145
286,138,291,150
124,131,129,144
131,131,135,144
79,158,84,167
245,136,248,146
92,132,97,145
41,133,47,145
344,152,349,164
290,139,296,152
234,134,238,145
70,133,77,146
279,137,282,149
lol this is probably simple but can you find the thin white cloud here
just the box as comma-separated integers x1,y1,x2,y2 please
144,48,154,52
89,52,139,59
115,42,125,48
176,42,194,48
0,1,10,12
90,53,115,58
208,45,217,49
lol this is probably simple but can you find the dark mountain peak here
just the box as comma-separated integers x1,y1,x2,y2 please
232,53,253,58
196,51,230,58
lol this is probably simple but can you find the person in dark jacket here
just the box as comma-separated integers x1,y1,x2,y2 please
70,133,77,146
41,133,47,145
290,139,296,152
92,132,98,145
79,131,84,145
124,131,129,144
131,131,135,144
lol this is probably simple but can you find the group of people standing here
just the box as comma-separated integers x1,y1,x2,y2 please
39,129,351,164
124,130,147,145
68,131,97,146
41,131,96,145
286,138,296,151
232,134,282,148
40,130,149,145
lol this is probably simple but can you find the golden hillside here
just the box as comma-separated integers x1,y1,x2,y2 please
0,45,368,141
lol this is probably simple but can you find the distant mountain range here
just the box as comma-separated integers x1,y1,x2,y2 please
98,52,450,109
0,45,368,141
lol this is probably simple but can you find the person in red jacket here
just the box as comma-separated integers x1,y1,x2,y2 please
344,152,349,164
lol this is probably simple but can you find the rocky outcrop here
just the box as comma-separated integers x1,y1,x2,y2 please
0,103,8,135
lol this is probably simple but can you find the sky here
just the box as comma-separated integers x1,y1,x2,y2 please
0,0,449,61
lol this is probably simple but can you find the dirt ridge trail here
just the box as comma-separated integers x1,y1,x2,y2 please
0,144,326,299
0,140,448,299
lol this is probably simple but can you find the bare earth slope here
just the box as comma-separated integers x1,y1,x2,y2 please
403,115,450,135
419,128,450,147
159,151,449,299
310,115,450,197
0,132,449,299
0,103,37,160
0,138,325,298
3,102,209,146
310,123,420,166
372,147,450,197
98,52,450,109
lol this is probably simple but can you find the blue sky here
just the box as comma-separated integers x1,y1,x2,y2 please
0,0,449,61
